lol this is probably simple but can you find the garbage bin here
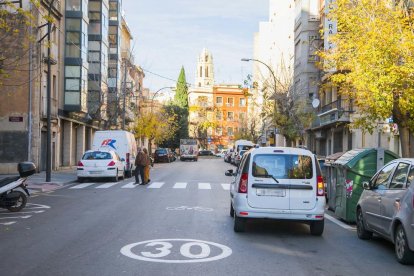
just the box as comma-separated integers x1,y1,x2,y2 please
332,148,399,223
324,152,345,211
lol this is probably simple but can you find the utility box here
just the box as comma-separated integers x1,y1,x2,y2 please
332,148,399,223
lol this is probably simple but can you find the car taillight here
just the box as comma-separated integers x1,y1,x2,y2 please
126,153,130,165
238,173,248,193
317,175,324,196
77,161,84,167
108,161,116,166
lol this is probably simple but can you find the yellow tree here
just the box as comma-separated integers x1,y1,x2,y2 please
319,0,414,156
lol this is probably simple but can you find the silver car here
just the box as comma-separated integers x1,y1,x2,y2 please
356,158,414,264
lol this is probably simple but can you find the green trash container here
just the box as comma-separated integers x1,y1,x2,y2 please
333,148,399,223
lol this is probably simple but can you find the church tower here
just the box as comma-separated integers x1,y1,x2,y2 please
195,48,214,87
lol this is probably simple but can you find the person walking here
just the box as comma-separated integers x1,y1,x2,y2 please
134,147,146,185
142,148,152,184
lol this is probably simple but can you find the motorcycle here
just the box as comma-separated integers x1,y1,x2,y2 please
0,162,35,212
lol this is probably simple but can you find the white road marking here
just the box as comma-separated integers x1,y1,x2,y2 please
198,183,211,190
221,184,230,190
25,203,51,209
325,214,356,231
70,183,95,189
121,182,137,188
173,182,187,189
0,215,31,220
0,210,44,215
0,222,16,226
147,182,165,189
96,182,120,189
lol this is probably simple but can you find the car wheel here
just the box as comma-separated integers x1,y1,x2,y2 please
112,170,119,182
234,215,246,232
395,225,414,264
77,177,84,183
356,208,372,240
230,202,234,217
310,220,324,236
7,191,27,212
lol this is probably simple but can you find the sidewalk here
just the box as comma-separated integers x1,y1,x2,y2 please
1,168,77,193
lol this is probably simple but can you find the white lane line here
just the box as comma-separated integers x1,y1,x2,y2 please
147,182,165,189
0,215,31,220
173,182,187,189
96,182,120,189
70,183,95,189
0,210,44,215
198,183,211,190
121,182,137,188
0,222,16,226
221,183,230,190
325,214,356,231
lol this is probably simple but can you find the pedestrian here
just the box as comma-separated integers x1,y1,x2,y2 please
142,148,152,184
134,147,145,185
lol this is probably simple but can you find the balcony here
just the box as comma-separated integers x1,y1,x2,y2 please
317,99,353,126
41,0,63,16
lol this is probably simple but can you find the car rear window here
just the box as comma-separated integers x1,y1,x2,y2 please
155,149,167,154
252,154,313,179
82,151,112,160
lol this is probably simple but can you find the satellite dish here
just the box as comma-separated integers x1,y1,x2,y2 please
312,98,320,108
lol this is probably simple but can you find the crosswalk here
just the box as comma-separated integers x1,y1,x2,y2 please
69,181,231,191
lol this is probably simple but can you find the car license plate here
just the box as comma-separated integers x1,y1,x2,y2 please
89,171,102,175
256,188,286,197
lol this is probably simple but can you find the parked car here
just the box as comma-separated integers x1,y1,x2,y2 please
224,149,234,163
234,150,247,167
215,150,226,158
154,148,174,163
77,149,125,182
198,150,214,156
356,158,414,264
225,147,325,235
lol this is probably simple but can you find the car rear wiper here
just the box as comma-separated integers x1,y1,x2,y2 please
260,173,279,183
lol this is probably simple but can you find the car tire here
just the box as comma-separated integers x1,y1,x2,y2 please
230,202,234,217
310,220,324,236
77,177,84,183
234,215,246,232
7,191,27,212
356,209,373,240
395,225,414,264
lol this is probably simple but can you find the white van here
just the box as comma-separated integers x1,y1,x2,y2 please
226,147,326,235
92,130,137,178
232,140,255,164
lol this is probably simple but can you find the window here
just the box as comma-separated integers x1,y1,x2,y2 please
66,0,81,11
216,127,222,135
252,154,313,179
389,163,410,189
227,112,234,121
66,19,81,31
205,66,208,78
199,66,202,77
227,127,233,136
372,163,398,189
216,111,222,120
239,112,245,121
65,66,81,78
216,96,222,105
239,98,246,107
407,166,414,188
227,97,234,107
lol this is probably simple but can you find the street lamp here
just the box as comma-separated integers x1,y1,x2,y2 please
150,86,174,113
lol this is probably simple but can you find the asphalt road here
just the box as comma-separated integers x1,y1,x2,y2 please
0,157,413,276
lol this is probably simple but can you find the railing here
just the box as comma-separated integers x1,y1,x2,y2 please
318,99,353,126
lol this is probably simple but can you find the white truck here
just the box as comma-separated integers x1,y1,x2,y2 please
92,130,137,178
179,139,198,161
231,139,255,164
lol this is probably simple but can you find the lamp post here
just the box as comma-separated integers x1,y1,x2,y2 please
150,86,174,113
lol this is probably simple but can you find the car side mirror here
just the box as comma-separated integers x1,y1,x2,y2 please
362,181,370,190
225,169,234,176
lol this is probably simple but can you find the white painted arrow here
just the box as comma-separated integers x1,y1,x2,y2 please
0,222,16,226
0,215,31,220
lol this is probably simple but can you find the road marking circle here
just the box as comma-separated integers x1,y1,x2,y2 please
120,238,232,263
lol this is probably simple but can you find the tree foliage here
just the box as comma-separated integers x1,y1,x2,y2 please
174,66,189,109
318,0,414,156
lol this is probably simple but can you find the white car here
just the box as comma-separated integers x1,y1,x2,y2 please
226,147,326,235
77,149,125,182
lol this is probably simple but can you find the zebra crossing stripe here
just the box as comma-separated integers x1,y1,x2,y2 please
173,182,187,189
221,183,230,190
198,183,211,190
70,183,95,189
121,182,137,188
147,182,165,189
96,182,120,189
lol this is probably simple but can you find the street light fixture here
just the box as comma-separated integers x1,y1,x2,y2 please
150,86,174,113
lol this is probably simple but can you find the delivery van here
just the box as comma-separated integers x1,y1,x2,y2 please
92,130,137,178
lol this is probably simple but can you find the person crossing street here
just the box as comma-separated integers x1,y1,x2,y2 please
134,147,146,185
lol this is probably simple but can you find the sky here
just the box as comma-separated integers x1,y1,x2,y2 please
122,0,269,93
